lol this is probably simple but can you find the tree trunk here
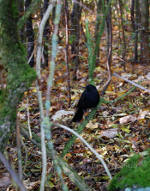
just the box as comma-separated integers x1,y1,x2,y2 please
41,0,50,68
25,0,35,67
18,0,25,42
94,0,102,64
118,0,126,67
131,0,139,62
139,0,150,63
0,0,36,151
70,1,82,80
64,0,71,106
106,0,112,68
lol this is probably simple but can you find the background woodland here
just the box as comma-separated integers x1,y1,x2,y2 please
0,0,150,190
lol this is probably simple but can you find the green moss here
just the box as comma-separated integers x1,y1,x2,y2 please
108,150,150,191
0,0,36,150
17,0,41,30
0,89,6,113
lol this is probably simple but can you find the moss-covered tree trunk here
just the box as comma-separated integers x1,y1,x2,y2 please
0,0,36,151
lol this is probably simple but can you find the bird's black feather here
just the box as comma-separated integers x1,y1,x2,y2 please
72,84,100,122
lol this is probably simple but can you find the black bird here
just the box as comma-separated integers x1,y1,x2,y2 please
72,84,100,122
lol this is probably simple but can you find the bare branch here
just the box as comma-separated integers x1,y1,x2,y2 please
0,152,26,191
113,72,150,93
55,123,112,180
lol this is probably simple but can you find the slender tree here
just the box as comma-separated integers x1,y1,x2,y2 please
131,0,139,62
41,0,50,68
18,0,25,42
70,0,82,79
118,0,126,68
106,0,112,67
64,0,71,106
94,0,102,64
25,0,35,67
139,0,149,63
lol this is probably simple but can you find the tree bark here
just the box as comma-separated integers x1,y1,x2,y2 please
25,0,35,67
106,0,112,68
118,0,126,64
131,0,139,62
0,0,36,151
94,0,102,64
18,0,25,42
139,0,150,63
70,0,82,80
41,0,50,68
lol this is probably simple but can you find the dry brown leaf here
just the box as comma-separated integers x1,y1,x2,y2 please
0,173,11,188
99,128,118,139
119,115,137,124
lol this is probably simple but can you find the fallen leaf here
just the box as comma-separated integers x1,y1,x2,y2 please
121,126,131,133
51,110,74,121
146,72,150,80
0,173,11,188
138,110,149,120
86,121,99,129
99,128,118,139
119,115,137,124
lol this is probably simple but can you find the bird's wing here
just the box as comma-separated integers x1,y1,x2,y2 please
77,90,86,108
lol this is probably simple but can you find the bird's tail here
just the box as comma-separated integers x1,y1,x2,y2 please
72,107,84,122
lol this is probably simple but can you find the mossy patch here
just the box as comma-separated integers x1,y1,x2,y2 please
0,0,36,150
108,150,150,191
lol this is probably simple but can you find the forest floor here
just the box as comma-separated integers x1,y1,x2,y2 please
2,57,149,191
1,21,150,190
